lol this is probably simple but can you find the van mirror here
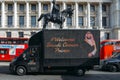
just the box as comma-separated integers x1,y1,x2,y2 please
23,54,27,60
30,53,34,57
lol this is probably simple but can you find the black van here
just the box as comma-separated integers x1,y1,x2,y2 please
101,52,120,72
9,29,100,76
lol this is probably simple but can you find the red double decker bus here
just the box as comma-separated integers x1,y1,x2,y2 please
0,38,28,61
100,39,120,60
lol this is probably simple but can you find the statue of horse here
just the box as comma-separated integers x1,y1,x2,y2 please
38,8,74,29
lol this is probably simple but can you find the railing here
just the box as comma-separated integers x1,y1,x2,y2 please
30,25,38,28
17,10,26,14
30,10,38,14
6,10,14,14
103,26,111,29
6,25,14,28
19,25,26,28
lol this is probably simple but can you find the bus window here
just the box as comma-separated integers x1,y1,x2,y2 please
24,40,28,44
1,40,4,44
8,41,12,44
0,49,7,54
0,37,28,61
114,42,120,50
100,40,120,60
13,41,16,44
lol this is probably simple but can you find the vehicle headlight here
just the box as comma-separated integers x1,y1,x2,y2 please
103,61,108,64
11,58,17,63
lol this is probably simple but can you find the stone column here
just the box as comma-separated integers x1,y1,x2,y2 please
26,1,29,28
75,2,78,28
99,2,102,29
51,2,54,28
38,2,42,28
63,2,67,29
14,1,17,28
116,0,119,27
1,1,5,28
84,5,87,28
87,2,91,29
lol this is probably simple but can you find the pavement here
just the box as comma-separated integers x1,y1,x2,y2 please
0,62,10,66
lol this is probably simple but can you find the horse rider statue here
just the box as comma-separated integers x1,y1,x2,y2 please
51,0,60,20
38,0,74,29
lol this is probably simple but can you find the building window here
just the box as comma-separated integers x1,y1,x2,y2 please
8,4,13,11
31,32,36,36
105,32,110,39
119,14,120,26
19,32,24,37
78,16,83,26
31,16,36,27
19,4,25,11
6,32,11,37
56,4,60,9
67,17,72,26
119,1,120,9
0,4,1,11
90,5,95,12
31,4,36,11
0,16,1,27
8,16,13,27
67,4,72,8
78,4,83,12
43,4,48,11
102,17,107,26
90,17,95,26
102,4,107,12
19,16,24,27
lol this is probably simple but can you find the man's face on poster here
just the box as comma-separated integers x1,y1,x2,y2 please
86,32,92,39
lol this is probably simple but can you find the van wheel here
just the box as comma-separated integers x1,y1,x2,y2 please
109,65,117,72
16,66,26,76
77,69,85,76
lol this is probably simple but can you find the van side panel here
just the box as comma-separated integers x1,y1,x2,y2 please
42,30,100,67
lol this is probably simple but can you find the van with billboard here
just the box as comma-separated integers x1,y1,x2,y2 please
9,29,100,76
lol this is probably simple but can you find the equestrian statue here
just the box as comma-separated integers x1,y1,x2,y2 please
38,0,74,29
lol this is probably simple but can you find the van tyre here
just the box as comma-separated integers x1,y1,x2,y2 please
16,66,26,76
109,65,117,72
76,69,85,76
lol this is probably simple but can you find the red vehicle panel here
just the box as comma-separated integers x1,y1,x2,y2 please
100,39,120,60
0,38,28,61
